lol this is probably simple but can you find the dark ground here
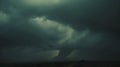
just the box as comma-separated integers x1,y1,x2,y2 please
0,61,120,67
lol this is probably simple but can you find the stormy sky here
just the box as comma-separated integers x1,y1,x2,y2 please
0,0,120,62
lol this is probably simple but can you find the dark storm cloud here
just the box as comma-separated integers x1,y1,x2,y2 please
0,0,78,47
0,0,80,61
69,34,120,60
47,0,120,32
0,0,120,61
1,0,119,32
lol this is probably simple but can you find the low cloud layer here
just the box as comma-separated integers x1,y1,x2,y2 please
29,16,77,45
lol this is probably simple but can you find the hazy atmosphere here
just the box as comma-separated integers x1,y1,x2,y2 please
0,0,120,62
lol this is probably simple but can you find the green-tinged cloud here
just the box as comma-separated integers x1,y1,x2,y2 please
0,11,10,23
29,16,78,47
0,0,120,61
